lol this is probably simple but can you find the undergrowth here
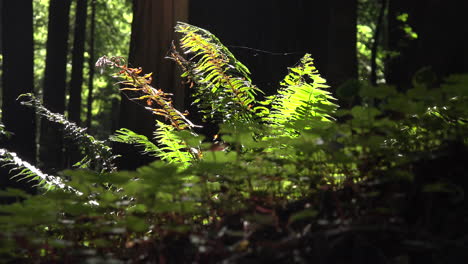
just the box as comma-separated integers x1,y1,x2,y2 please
0,23,467,263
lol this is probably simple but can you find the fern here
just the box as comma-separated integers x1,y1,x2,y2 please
18,94,117,172
265,54,338,132
153,120,194,166
96,56,197,131
0,148,69,191
111,123,194,167
0,123,11,138
173,22,261,123
97,56,200,166
111,128,162,157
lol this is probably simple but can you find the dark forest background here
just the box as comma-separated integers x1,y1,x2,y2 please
1,0,467,202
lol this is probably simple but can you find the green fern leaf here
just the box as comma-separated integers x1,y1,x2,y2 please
173,22,262,123
266,54,338,132
154,121,193,166
18,94,117,172
111,128,162,157
0,148,70,191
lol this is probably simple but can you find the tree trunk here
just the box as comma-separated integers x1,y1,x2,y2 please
1,1,36,197
40,0,71,172
66,0,88,167
115,0,189,170
68,0,88,125
86,0,96,130
327,0,358,89
386,0,468,90
385,0,414,90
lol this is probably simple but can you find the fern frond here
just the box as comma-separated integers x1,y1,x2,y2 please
18,94,117,172
0,123,11,138
0,148,70,191
173,22,261,123
96,56,197,131
98,56,201,167
111,123,194,167
154,120,193,166
266,54,338,131
111,128,162,157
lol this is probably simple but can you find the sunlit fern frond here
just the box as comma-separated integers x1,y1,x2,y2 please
173,22,262,123
153,120,193,167
0,122,11,138
111,128,162,157
111,123,196,167
18,94,117,172
0,148,71,191
96,56,197,131
98,56,200,167
265,54,338,132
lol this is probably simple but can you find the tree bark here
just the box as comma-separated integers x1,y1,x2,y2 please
66,0,88,167
115,0,189,169
40,0,71,172
327,0,358,88
86,0,96,130
68,0,88,125
1,1,36,196
188,0,359,132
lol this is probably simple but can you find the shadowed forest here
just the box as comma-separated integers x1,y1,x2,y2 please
1,0,468,263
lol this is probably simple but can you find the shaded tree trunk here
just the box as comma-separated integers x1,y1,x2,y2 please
386,0,468,90
1,1,36,197
40,0,71,172
66,0,88,167
115,0,189,170
386,0,415,90
327,0,358,88
68,0,88,125
86,0,96,130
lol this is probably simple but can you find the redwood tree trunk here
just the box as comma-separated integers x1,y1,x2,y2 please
1,1,36,197
40,0,71,172
116,0,188,169
68,0,88,125
86,0,96,129
327,0,358,88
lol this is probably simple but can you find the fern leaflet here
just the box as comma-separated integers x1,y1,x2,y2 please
266,54,338,131
173,22,261,123
0,148,71,191
18,94,117,172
